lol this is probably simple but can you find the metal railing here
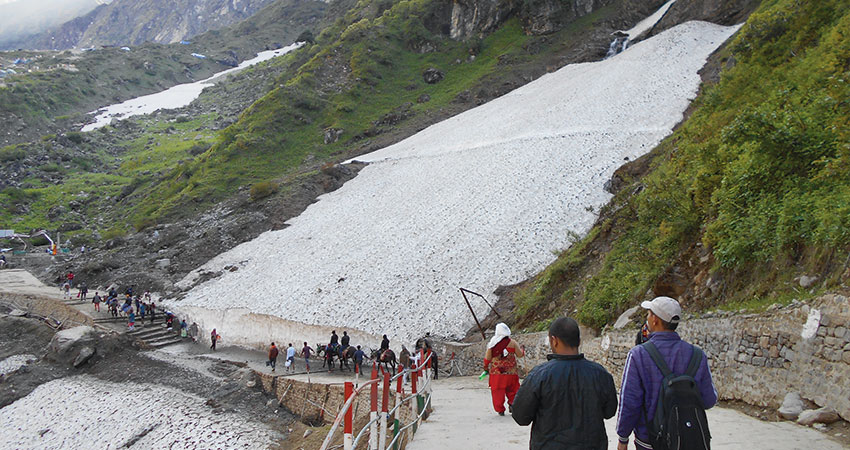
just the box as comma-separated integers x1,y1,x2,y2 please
320,350,435,450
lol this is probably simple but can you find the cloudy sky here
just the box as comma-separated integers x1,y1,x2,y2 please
0,0,112,45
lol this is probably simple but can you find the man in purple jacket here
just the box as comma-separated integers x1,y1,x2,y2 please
616,296,718,450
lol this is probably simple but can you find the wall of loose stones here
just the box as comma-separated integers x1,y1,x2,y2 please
445,293,850,421
254,370,424,448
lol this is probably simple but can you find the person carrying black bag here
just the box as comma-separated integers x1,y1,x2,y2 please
616,296,718,450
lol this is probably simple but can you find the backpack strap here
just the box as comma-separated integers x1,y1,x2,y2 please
686,345,704,377
642,341,672,378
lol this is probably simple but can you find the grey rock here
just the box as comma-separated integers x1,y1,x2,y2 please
154,258,171,269
613,306,639,329
778,392,804,420
49,326,96,355
323,128,344,144
9,309,27,317
423,68,444,84
797,407,840,426
799,275,819,288
73,346,96,367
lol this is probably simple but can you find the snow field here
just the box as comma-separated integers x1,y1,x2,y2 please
0,376,277,449
81,43,303,131
173,22,741,345
0,354,37,377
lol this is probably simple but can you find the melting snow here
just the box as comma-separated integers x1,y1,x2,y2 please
0,354,36,376
81,43,303,132
0,376,276,449
172,22,741,345
625,0,677,39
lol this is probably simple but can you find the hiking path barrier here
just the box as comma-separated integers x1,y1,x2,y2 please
319,350,434,450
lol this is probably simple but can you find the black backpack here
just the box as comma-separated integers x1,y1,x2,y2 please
642,341,711,450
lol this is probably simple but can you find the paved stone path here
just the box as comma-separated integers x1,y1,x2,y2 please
408,377,846,450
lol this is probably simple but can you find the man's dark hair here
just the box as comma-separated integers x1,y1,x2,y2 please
549,317,580,348
660,317,679,331
650,310,680,331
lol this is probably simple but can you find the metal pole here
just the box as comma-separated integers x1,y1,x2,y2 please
344,382,353,450
460,288,487,339
460,287,501,318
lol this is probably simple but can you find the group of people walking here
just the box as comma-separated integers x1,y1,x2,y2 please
491,296,717,450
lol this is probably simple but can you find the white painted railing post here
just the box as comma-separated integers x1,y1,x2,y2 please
369,365,378,450
379,373,390,450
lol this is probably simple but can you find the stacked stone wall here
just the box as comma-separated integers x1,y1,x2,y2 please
253,371,425,447
448,293,850,420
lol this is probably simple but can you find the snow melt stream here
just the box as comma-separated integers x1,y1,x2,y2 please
81,43,303,132
173,22,740,345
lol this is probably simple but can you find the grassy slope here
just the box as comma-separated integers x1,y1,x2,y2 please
131,0,617,225
511,0,850,331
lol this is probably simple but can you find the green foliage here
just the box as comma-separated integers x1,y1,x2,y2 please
65,132,85,144
133,217,157,231
102,226,128,240
0,145,25,162
249,181,279,201
515,0,850,329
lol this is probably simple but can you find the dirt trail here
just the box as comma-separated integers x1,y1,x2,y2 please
0,269,66,299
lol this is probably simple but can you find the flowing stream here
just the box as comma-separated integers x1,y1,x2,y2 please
81,42,303,131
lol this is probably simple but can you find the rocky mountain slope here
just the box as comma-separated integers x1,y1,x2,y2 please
2,0,275,51
0,0,330,146
505,0,850,332
0,0,104,49
3,0,670,293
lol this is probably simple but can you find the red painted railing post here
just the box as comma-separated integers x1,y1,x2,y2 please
344,382,353,450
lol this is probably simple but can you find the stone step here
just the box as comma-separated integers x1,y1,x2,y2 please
145,337,185,348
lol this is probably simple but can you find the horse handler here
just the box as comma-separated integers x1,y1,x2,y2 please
484,323,524,416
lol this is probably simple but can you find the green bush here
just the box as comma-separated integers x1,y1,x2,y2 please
0,146,25,162
65,132,84,144
249,181,279,201
133,217,157,231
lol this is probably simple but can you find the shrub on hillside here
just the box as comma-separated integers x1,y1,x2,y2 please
250,181,279,201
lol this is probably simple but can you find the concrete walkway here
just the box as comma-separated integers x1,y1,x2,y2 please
0,269,66,299
408,377,846,450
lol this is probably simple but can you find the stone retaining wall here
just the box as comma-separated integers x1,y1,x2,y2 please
446,293,850,420
0,293,95,329
254,371,426,448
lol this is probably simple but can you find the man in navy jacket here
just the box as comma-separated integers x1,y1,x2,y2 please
616,296,718,449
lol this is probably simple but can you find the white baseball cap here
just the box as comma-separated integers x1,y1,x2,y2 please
641,296,682,323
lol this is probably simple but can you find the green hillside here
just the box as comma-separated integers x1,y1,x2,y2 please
0,0,329,145
510,0,850,331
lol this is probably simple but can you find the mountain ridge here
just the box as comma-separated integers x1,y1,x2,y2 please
2,0,276,51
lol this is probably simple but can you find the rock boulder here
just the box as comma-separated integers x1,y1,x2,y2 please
778,392,804,420
797,407,840,426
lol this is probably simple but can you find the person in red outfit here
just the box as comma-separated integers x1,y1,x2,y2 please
484,323,525,416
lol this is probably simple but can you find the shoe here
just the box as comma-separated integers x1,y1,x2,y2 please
498,411,505,416
509,404,513,414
